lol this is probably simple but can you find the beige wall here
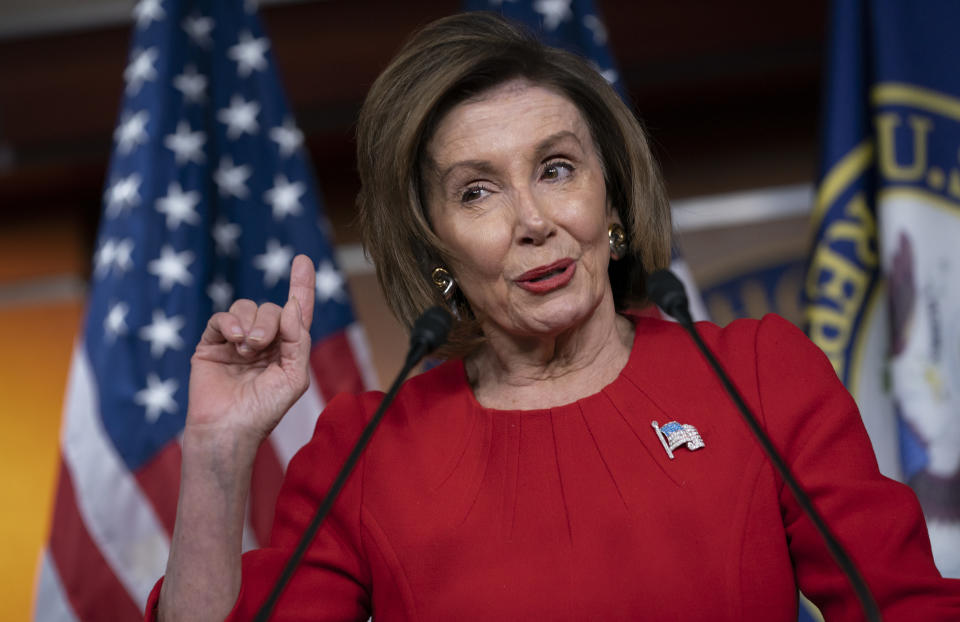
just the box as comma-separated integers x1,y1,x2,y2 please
0,223,86,621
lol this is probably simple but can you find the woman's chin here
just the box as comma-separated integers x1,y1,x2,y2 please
505,298,608,339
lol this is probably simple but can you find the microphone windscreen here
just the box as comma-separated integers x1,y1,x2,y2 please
646,269,692,324
410,306,453,354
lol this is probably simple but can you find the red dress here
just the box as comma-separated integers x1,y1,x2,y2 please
146,314,960,620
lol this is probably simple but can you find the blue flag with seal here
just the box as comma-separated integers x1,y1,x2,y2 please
805,0,960,578
464,0,708,322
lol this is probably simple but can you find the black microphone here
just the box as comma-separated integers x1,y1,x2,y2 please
646,269,693,326
647,269,882,622
406,305,454,367
254,306,452,621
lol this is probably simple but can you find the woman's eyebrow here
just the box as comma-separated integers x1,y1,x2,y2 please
433,130,584,186
436,159,498,187
533,130,583,156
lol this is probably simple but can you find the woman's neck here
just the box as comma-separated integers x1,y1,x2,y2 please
465,308,634,411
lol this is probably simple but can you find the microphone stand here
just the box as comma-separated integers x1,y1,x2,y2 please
253,307,452,621
647,270,882,622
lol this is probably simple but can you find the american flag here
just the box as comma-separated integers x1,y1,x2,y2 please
33,0,376,619
659,421,705,453
465,0,709,321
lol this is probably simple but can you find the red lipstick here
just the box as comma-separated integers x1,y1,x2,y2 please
514,258,576,293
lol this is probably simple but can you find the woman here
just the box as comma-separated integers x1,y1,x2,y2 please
153,12,960,621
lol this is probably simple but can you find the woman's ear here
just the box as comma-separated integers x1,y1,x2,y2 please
606,199,623,228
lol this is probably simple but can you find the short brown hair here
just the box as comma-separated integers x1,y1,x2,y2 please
356,12,671,357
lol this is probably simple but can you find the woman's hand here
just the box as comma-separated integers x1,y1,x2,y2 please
186,254,316,446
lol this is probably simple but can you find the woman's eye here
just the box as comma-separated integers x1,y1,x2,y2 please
460,184,490,203
542,161,573,181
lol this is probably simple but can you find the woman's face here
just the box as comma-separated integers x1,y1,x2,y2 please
423,79,618,340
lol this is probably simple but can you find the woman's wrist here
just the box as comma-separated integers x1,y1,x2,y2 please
182,417,262,465
180,422,262,504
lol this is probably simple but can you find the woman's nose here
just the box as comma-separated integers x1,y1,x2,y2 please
512,188,555,245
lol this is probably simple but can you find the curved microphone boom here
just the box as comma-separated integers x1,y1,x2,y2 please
254,306,452,621
646,269,881,622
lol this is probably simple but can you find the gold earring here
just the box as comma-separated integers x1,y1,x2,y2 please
608,223,628,260
431,266,456,300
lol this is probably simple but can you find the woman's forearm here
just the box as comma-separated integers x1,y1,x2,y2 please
157,425,259,622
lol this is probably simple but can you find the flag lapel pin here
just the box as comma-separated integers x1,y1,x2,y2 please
651,420,705,460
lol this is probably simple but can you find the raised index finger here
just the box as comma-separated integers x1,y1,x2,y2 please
288,254,315,332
